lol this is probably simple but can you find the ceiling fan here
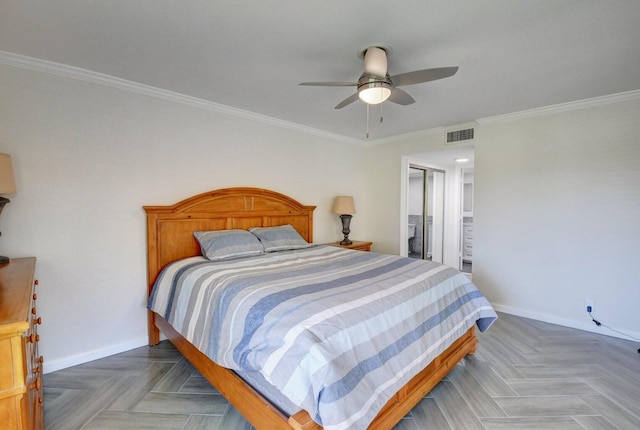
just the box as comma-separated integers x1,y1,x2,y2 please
300,45,459,109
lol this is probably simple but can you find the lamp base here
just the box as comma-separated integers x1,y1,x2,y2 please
0,197,9,265
339,214,353,245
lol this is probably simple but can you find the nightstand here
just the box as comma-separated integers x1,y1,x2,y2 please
325,240,372,252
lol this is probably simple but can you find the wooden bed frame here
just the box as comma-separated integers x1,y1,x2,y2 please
144,187,478,430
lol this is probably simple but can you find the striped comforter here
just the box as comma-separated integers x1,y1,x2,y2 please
148,245,497,430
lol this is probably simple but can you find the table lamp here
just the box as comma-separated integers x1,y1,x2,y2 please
332,196,356,245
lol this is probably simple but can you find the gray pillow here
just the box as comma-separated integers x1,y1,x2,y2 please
249,225,311,252
194,229,264,261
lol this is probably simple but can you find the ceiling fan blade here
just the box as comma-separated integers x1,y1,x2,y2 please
334,93,360,109
391,67,459,87
388,88,415,106
299,82,357,87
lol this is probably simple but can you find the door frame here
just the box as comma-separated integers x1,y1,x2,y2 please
400,155,462,268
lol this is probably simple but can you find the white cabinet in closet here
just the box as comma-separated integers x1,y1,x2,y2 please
462,221,473,262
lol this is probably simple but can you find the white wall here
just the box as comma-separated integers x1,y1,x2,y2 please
0,64,368,372
474,99,640,339
366,97,640,340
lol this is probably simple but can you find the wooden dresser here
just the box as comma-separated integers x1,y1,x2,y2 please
0,257,43,430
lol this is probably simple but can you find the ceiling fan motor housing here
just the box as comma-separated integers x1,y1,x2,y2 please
363,46,388,77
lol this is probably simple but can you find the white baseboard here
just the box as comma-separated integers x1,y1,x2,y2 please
43,337,149,374
492,303,640,342
42,305,638,374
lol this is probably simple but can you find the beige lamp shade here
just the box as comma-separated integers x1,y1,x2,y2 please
0,153,17,194
332,196,355,215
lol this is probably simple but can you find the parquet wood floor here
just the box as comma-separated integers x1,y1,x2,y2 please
43,313,640,429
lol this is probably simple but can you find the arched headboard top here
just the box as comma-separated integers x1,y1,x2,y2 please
144,187,315,215
144,187,316,290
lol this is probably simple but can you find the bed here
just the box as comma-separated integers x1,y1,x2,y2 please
144,187,496,430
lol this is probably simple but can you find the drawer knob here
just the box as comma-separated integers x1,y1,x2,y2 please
34,317,42,325
33,293,38,300
38,356,44,364
35,377,41,390
34,279,39,286
32,306,37,315
27,333,36,343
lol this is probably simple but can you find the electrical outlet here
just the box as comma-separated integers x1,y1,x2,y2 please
585,299,594,313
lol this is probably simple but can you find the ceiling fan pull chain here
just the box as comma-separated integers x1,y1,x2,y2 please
366,104,370,139
380,103,384,123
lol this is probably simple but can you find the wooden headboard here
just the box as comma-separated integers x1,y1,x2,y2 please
144,187,316,293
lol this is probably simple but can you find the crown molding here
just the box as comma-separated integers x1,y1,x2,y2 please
355,91,640,146
365,126,443,146
2,51,638,144
477,90,640,125
0,51,363,146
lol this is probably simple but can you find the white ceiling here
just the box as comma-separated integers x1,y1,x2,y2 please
2,1,639,142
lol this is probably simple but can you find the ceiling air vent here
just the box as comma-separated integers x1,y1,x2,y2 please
446,128,474,144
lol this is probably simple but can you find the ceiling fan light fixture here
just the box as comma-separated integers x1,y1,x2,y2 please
358,81,392,104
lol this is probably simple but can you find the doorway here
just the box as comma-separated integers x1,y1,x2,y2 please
401,146,474,270
408,165,445,263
